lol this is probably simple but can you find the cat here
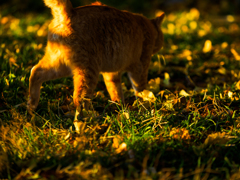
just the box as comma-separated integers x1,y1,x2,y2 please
27,0,165,119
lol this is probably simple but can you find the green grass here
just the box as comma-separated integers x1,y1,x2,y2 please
1,6,240,180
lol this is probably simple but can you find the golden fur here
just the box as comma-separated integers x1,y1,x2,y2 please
28,0,165,116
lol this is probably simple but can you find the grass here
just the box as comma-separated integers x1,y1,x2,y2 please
1,4,240,180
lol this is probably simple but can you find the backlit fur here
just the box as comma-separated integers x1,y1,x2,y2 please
28,0,165,116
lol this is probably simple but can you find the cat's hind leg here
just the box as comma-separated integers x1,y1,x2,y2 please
72,66,99,120
127,62,148,96
28,56,72,113
102,72,124,104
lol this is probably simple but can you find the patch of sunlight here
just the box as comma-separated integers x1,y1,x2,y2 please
177,16,187,26
27,24,40,33
198,29,207,37
226,15,234,22
37,22,49,37
10,18,20,30
181,25,189,33
163,72,170,87
202,21,212,32
231,48,240,61
221,42,228,49
187,8,200,20
171,45,178,50
167,23,175,35
37,43,43,49
167,13,177,22
189,21,197,30
1,16,9,24
218,26,227,33
229,23,239,32
202,40,212,53
179,49,192,60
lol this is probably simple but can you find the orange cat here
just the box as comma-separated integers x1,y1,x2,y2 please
27,0,165,119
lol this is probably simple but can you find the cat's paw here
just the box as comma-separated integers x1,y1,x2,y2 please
27,97,37,115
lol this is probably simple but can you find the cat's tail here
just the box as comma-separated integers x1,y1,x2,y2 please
43,0,73,21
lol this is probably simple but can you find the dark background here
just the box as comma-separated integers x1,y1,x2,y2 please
0,0,240,17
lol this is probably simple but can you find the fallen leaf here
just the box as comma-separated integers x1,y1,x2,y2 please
112,135,122,149
9,57,19,67
170,128,191,140
235,80,240,90
137,90,156,102
115,142,127,154
179,89,190,97
147,77,160,93
204,132,236,146
73,121,86,134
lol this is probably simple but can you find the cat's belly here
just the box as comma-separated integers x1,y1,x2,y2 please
100,57,136,73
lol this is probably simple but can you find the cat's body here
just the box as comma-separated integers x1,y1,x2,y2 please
28,0,165,118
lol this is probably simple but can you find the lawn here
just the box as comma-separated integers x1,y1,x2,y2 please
1,1,240,179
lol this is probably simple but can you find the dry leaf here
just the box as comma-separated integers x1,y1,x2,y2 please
9,57,19,67
112,135,122,149
218,67,226,75
179,89,190,97
235,80,240,90
228,91,233,99
204,132,236,146
147,77,160,93
137,90,156,102
122,110,130,119
115,142,127,154
96,124,109,134
73,121,86,134
169,128,191,140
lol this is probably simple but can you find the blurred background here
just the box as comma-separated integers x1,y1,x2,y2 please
0,0,240,17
